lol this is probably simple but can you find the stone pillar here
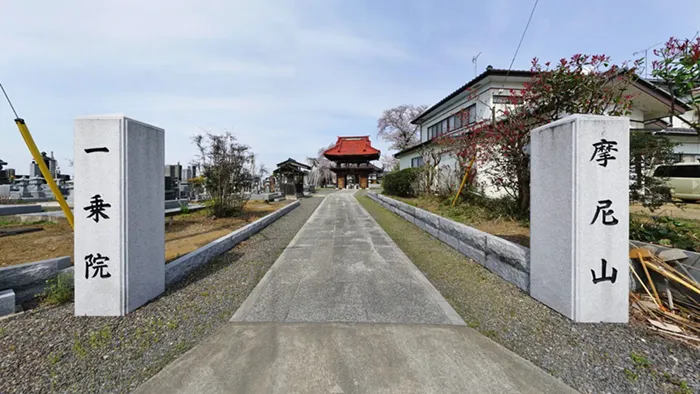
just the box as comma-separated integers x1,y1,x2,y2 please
530,114,629,323
74,115,165,316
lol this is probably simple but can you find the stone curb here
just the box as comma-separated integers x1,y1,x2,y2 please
0,204,42,216
367,192,530,292
165,201,300,286
0,256,72,291
0,202,300,315
0,289,15,316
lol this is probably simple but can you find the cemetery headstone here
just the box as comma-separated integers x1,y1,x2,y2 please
74,115,165,316
530,114,629,323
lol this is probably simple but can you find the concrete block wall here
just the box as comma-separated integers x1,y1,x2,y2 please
367,193,530,292
367,194,698,301
0,204,43,216
0,289,15,316
165,201,300,286
0,256,73,308
0,201,300,316
164,199,189,210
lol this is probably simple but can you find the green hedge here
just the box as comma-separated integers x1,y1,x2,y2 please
382,167,422,197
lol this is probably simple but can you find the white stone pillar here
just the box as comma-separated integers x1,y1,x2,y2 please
530,114,629,323
74,115,165,316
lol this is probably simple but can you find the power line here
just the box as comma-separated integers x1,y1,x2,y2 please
633,42,664,79
0,83,20,118
501,0,539,87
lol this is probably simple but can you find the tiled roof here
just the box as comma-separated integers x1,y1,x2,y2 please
275,158,311,170
411,69,533,125
411,71,691,126
393,139,432,158
323,136,380,158
655,128,699,136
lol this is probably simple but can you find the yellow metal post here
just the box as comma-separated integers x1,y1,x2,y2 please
451,157,476,207
13,118,74,229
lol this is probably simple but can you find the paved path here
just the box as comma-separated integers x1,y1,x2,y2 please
230,190,463,324
135,191,577,394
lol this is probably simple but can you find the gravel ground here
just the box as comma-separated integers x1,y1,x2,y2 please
357,192,700,394
0,196,324,394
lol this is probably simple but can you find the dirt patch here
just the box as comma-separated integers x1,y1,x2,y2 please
0,201,289,268
631,201,700,221
476,221,531,247
395,196,700,249
393,195,531,247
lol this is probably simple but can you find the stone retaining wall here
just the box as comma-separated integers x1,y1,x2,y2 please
165,200,300,286
164,199,189,210
0,204,42,216
367,192,530,291
249,192,283,202
0,201,300,315
0,256,73,306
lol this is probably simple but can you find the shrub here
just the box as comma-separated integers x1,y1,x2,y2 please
630,216,700,251
43,271,74,305
193,132,255,218
382,168,422,197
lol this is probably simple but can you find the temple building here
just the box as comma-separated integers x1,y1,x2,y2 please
323,136,381,189
272,158,311,199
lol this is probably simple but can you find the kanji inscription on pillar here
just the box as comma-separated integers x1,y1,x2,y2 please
531,115,629,323
74,115,165,316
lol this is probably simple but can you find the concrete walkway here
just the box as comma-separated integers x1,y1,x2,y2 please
230,190,464,324
135,191,576,394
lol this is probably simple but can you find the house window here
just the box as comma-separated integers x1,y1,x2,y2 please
493,94,524,105
428,121,443,140
467,104,476,124
426,125,436,140
411,157,424,167
427,107,475,139
454,113,462,129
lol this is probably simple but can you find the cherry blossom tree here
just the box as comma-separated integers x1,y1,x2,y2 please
377,104,428,151
380,154,399,172
308,143,336,187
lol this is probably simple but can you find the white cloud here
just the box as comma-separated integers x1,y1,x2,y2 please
8,0,697,176
0,0,419,172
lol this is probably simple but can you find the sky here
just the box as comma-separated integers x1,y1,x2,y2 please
1,0,698,176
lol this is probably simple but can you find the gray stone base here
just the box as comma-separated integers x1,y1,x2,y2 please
0,204,43,216
368,193,530,292
0,289,15,316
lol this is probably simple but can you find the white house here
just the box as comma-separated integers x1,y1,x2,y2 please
395,67,698,197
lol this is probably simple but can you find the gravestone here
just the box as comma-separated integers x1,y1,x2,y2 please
530,114,629,323
74,115,165,316
26,177,48,198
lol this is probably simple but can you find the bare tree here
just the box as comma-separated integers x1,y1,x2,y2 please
418,143,444,195
377,104,428,151
192,131,255,217
247,155,268,193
